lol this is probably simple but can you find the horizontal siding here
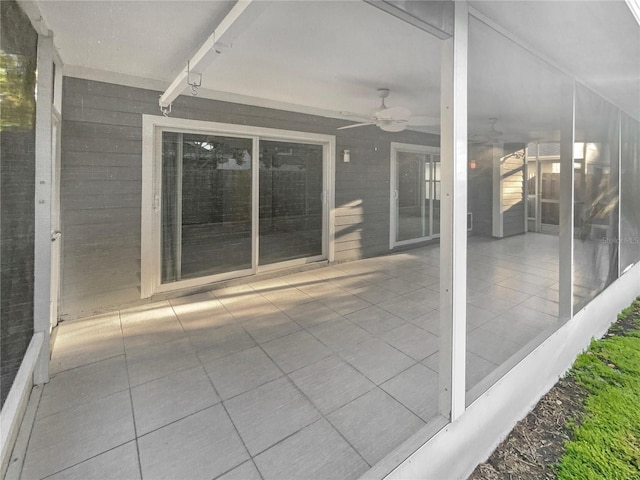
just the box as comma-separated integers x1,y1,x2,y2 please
60,77,437,317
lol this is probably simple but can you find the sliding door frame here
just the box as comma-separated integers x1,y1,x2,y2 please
389,142,441,249
141,115,335,298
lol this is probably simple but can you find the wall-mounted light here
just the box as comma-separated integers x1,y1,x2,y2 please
469,160,477,169
343,150,351,163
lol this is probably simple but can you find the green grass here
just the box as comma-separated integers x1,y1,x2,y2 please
555,298,640,480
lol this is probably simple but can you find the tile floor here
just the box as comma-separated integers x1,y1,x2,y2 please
16,233,562,480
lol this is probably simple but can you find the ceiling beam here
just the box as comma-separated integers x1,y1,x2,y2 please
159,0,266,109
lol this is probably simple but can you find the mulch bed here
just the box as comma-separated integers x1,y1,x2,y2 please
469,302,639,480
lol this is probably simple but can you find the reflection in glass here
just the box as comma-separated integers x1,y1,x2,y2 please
467,15,567,406
259,141,323,265
396,151,440,242
573,84,620,311
620,114,640,273
161,132,253,282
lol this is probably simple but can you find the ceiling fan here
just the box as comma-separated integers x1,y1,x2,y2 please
338,88,438,133
469,118,503,144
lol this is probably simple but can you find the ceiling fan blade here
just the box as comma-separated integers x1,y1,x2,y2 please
407,116,440,126
340,111,372,121
337,122,375,130
376,106,411,121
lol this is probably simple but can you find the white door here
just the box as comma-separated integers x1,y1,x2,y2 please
50,114,62,329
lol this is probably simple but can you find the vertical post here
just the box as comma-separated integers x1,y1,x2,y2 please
439,0,468,421
33,34,55,384
559,80,575,319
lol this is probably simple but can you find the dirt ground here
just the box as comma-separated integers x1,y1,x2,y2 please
469,302,640,480
468,376,588,480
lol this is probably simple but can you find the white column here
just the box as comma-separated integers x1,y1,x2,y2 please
559,81,575,320
439,1,468,421
33,34,55,384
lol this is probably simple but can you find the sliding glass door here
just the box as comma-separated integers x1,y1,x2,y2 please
156,127,329,290
391,143,440,247
259,141,324,265
161,132,253,283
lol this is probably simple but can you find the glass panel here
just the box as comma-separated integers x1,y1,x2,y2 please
620,114,640,272
259,140,323,265
161,132,253,282
467,15,568,405
397,152,426,241
573,84,620,311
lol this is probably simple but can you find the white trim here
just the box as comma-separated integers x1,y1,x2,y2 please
141,115,335,298
33,34,55,385
257,255,326,274
159,0,267,108
438,0,468,422
388,260,640,480
389,142,441,249
0,333,44,477
61,65,362,125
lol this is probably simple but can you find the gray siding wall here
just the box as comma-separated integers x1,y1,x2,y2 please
467,144,494,236
0,0,37,407
60,77,437,317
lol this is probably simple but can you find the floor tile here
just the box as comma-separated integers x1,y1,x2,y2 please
218,293,279,321
191,324,257,364
381,363,439,422
21,390,135,480
519,295,559,317
240,311,301,344
224,377,320,456
466,304,498,329
126,337,200,387
38,355,129,419
319,293,370,315
467,327,521,365
173,296,237,331
216,461,262,480
254,419,369,480
480,314,541,346
382,324,439,361
204,346,282,400
308,318,372,351
131,365,219,435
348,284,400,305
289,356,374,415
409,308,440,335
378,277,422,295
283,300,342,328
466,352,498,391
122,315,186,351
50,313,123,374
345,306,405,335
327,388,425,466
46,441,140,480
378,297,429,322
340,338,414,385
261,331,331,373
483,285,532,305
261,287,314,310
138,405,248,480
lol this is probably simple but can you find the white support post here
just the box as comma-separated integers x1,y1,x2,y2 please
33,34,55,384
559,80,575,320
159,0,265,109
439,1,468,422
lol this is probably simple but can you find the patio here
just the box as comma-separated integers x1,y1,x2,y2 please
15,234,560,480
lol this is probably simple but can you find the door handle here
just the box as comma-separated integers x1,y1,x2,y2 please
51,230,62,242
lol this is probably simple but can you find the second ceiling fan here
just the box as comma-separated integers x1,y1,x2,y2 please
338,88,438,133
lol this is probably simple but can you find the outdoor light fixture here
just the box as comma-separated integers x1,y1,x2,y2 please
343,150,351,163
469,160,477,169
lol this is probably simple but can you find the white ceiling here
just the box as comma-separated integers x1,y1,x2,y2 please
37,0,639,142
